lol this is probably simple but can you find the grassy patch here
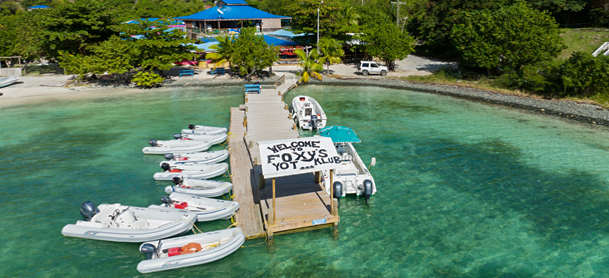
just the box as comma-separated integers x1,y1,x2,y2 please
558,28,609,61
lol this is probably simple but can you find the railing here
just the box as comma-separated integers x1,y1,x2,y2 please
276,75,286,87
592,42,609,57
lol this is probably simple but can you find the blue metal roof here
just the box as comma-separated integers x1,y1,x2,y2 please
263,35,297,46
319,126,361,143
29,5,50,9
175,5,290,21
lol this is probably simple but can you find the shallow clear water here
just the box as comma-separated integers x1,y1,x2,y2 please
3,85,609,277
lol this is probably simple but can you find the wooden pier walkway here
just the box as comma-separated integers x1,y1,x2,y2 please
229,77,339,239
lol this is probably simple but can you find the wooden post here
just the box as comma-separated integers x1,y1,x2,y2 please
272,178,276,226
243,115,247,127
330,170,334,213
278,91,281,96
332,198,338,216
284,103,288,110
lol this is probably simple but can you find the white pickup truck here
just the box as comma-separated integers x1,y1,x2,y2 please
358,61,388,76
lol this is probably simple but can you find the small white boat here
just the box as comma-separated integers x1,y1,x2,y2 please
0,76,19,88
149,192,239,222
290,95,327,130
319,126,377,203
153,162,229,180
143,139,212,154
165,177,233,197
137,227,245,273
61,201,196,243
181,125,228,135
173,133,228,145
163,150,229,167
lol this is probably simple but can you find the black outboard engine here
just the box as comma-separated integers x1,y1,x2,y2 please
80,201,97,221
311,114,318,130
164,153,175,160
172,176,183,185
160,162,171,171
160,196,172,205
140,243,156,260
333,181,343,199
363,179,373,205
188,124,195,130
173,133,183,139
149,139,158,147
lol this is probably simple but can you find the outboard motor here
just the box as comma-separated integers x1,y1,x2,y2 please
164,153,175,160
311,114,318,130
149,139,158,147
363,179,373,205
160,196,172,205
160,162,171,171
173,133,183,139
333,181,343,199
80,201,97,221
172,176,183,185
140,243,156,260
188,124,195,130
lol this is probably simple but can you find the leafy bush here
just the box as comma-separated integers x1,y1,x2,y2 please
548,51,609,96
494,65,551,93
132,71,164,88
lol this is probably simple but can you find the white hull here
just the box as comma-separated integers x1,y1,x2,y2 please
322,142,377,197
154,163,229,180
150,193,239,222
165,179,233,197
0,76,19,88
137,227,245,273
143,140,212,154
290,95,327,130
176,133,228,145
162,150,229,167
61,204,196,243
181,125,228,135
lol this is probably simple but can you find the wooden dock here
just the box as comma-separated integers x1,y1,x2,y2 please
228,79,339,239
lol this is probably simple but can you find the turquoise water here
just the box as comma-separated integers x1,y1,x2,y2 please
2,85,609,277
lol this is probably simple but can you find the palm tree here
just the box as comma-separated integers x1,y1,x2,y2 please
318,37,344,75
205,35,236,73
342,6,361,28
294,48,323,83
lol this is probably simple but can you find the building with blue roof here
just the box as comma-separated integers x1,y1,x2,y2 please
28,5,51,10
175,0,291,38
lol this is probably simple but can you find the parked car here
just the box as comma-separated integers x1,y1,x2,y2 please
358,61,388,76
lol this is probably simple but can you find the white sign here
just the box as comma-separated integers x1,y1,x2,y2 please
258,137,340,179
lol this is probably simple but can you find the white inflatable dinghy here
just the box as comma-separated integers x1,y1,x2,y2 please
165,177,233,197
143,139,212,154
181,124,228,135
137,227,245,273
162,150,229,167
61,202,196,242
153,162,228,180
172,133,228,145
149,192,239,222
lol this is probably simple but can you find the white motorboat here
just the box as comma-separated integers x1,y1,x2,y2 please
165,177,233,197
0,76,19,88
153,162,228,180
61,201,196,243
149,192,239,222
290,95,327,130
319,126,377,203
143,139,212,154
162,150,229,167
181,125,228,135
173,133,228,145
137,227,245,273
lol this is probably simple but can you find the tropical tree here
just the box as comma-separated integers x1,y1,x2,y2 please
340,6,360,33
318,37,344,75
360,15,414,71
450,2,565,73
287,0,347,42
294,48,323,83
205,35,236,73
231,27,278,79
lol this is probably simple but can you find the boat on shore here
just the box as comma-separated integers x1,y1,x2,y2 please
165,177,233,197
162,150,229,167
0,76,19,88
319,126,377,203
61,201,196,242
137,227,245,273
290,95,327,130
153,162,228,180
149,192,239,222
143,139,212,154
181,125,228,135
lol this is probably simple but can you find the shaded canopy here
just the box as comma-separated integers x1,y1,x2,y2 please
319,126,361,143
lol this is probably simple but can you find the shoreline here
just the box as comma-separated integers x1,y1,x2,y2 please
3,73,609,129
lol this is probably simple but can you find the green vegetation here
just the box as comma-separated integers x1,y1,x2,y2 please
558,29,609,60
230,27,279,79
318,37,344,75
294,48,322,83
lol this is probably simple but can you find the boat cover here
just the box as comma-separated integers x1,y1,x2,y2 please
319,126,361,143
